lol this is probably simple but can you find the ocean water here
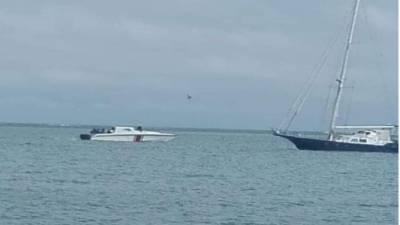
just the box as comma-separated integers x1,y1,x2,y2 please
0,125,397,225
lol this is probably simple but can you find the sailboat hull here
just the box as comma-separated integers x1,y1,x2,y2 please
274,133,398,153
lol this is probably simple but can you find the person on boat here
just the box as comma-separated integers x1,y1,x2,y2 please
136,126,143,131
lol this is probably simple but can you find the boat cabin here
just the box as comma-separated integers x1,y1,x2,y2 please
90,126,143,134
333,126,395,146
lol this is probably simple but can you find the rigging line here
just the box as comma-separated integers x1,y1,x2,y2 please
281,44,340,131
321,38,347,130
319,24,351,131
279,50,328,131
278,37,343,131
319,84,333,130
277,44,336,131
360,1,393,120
283,34,342,131
279,16,350,131
328,0,361,140
344,84,355,125
278,91,303,130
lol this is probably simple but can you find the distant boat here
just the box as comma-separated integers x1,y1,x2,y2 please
80,126,176,142
187,94,192,100
274,0,398,153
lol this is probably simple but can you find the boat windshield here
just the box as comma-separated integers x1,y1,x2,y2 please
90,128,115,134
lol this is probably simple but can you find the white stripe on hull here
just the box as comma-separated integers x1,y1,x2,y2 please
142,135,176,142
91,134,175,142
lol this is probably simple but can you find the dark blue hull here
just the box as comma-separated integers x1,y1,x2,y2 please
274,132,398,153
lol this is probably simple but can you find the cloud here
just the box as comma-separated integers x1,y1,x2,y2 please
0,0,396,128
364,2,397,33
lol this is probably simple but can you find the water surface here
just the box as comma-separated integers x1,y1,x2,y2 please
0,125,397,224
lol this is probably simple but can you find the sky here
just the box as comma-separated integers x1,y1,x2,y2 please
0,0,397,130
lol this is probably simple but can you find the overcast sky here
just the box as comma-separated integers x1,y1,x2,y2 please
0,0,397,130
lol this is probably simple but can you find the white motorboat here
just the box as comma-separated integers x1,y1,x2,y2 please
80,126,176,142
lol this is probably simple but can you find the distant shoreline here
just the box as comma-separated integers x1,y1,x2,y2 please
0,122,328,135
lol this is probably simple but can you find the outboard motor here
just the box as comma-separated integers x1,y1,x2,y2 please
80,134,91,140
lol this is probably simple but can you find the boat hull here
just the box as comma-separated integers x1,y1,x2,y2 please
80,134,176,142
274,132,398,153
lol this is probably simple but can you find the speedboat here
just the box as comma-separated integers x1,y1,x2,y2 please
80,126,176,142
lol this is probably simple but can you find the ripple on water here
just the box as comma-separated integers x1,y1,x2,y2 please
0,126,397,225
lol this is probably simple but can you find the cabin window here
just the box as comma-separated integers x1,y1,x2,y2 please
359,139,367,143
350,138,358,142
124,128,132,131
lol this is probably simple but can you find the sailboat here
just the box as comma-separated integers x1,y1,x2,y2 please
273,0,398,153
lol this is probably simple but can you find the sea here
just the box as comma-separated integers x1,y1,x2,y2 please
0,124,397,225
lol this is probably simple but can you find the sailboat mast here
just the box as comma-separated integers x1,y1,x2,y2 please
328,0,361,140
